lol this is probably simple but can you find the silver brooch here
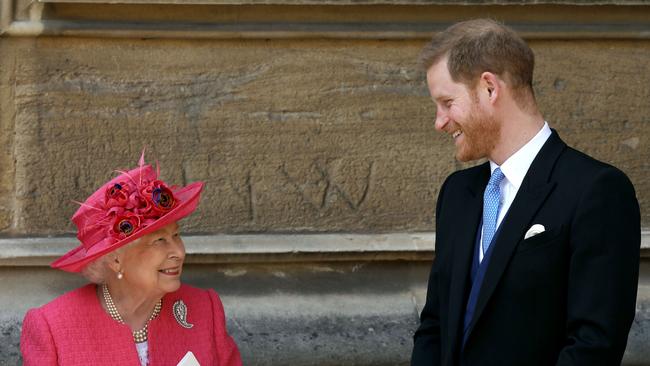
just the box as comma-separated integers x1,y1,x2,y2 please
173,300,194,329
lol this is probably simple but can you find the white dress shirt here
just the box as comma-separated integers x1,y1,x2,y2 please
479,122,552,262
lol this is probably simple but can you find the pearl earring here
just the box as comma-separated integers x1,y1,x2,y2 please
117,271,123,280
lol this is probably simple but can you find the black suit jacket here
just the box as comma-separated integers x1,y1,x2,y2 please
412,131,640,366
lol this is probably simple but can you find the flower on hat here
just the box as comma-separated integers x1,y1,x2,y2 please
141,180,177,214
110,212,141,240
105,182,130,209
102,172,178,242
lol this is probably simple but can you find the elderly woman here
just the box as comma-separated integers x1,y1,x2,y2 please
20,155,242,366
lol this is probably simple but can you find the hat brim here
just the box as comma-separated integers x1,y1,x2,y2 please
51,181,203,273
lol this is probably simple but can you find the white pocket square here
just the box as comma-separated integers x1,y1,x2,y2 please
524,224,545,240
177,351,200,366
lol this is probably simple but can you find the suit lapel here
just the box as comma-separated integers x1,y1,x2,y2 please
464,130,567,340
446,163,490,360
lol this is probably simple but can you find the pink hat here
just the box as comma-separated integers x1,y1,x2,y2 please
51,153,203,273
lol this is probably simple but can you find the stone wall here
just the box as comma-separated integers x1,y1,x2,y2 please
0,1,649,365
0,37,648,235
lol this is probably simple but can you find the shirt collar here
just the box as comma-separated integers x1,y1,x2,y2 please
489,122,552,189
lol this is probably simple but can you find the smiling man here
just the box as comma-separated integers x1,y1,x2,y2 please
411,19,641,366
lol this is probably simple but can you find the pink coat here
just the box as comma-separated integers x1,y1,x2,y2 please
21,284,242,366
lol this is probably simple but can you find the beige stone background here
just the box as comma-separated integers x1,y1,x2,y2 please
1,2,649,365
0,37,647,235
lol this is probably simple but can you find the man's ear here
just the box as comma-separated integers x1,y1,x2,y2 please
480,71,500,104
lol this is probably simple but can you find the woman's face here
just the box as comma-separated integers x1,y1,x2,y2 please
117,222,185,298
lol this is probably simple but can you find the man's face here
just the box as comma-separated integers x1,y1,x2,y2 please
426,59,500,162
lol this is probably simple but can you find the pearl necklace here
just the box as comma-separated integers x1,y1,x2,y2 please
102,284,162,343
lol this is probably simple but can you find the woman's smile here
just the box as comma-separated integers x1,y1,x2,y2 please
158,266,181,276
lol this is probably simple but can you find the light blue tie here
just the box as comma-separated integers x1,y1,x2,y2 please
482,168,505,255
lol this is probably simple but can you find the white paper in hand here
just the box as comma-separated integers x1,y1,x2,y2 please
177,351,201,366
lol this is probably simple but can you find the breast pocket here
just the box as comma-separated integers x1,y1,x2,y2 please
516,225,566,253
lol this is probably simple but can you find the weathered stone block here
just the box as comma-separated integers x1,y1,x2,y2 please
0,40,16,232
1,38,648,235
4,38,437,234
533,40,649,226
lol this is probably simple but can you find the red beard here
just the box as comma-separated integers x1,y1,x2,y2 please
454,104,501,162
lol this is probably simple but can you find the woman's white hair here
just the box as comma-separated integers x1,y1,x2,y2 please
80,239,141,284
80,253,113,284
